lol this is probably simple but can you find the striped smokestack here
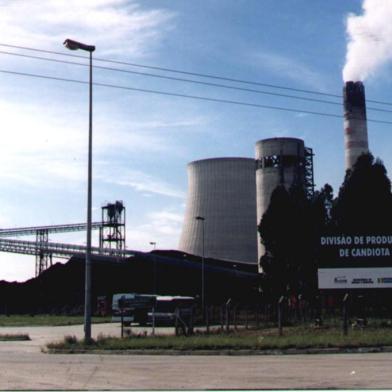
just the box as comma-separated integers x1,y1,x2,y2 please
343,81,369,170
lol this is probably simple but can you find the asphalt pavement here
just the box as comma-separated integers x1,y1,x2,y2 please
0,323,392,390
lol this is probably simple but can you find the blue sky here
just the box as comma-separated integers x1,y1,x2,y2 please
1,0,392,281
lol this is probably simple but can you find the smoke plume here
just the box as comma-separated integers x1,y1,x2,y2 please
343,0,392,82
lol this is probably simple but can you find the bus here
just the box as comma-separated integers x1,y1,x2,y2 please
148,296,195,325
111,293,156,325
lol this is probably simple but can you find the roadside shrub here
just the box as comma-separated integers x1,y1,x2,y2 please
0,333,30,341
64,335,78,345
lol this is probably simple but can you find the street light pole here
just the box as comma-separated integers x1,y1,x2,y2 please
195,216,205,313
64,38,95,342
150,242,157,294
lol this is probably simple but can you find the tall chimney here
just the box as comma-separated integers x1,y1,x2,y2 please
343,81,369,170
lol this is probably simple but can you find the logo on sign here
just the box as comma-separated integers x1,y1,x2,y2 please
377,277,392,284
351,278,373,284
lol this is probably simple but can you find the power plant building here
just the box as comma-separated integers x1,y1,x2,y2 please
178,158,258,264
255,138,314,260
178,138,314,266
343,81,369,170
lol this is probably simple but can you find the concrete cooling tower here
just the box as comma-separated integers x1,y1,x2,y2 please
343,81,369,170
178,158,257,264
255,137,314,260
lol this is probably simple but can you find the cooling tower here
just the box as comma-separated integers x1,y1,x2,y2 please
344,81,369,170
178,158,258,264
255,137,313,261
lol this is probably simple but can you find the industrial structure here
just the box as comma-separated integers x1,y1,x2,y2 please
0,237,135,261
0,202,261,311
0,201,126,276
343,81,369,170
255,137,314,260
0,77,376,313
178,158,258,264
177,81,370,266
0,85,370,279
0,222,102,276
99,201,126,251
178,138,314,265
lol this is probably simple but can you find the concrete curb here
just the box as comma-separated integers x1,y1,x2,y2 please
45,345,392,356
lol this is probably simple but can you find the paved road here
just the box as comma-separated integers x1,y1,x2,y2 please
1,323,392,390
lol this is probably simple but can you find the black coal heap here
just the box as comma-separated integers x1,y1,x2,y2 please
0,251,260,314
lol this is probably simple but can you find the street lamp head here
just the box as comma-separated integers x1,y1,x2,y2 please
63,38,95,52
195,216,205,221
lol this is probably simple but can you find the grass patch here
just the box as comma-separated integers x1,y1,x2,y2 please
0,333,30,341
45,326,392,353
0,315,111,327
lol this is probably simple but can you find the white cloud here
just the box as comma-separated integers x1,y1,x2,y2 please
295,113,310,118
0,0,184,282
0,0,175,58
0,100,87,188
100,110,200,153
0,253,35,282
0,214,12,227
94,116,206,155
126,208,184,251
253,51,327,91
0,101,84,155
100,168,185,199
0,96,203,190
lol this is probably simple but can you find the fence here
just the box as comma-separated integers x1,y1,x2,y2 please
190,293,392,334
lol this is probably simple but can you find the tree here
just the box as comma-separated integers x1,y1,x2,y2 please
258,183,334,300
258,186,294,298
258,153,392,302
314,184,334,227
332,153,392,233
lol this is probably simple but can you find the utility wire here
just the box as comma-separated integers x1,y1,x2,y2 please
1,43,339,97
1,49,392,115
1,50,343,106
3,49,392,114
2,68,392,125
1,42,392,107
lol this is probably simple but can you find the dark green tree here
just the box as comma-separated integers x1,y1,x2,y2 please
259,153,392,301
258,185,294,298
258,183,334,300
314,184,334,228
332,153,392,233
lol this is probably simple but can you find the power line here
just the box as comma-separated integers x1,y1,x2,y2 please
2,43,338,96
1,49,392,115
0,50,344,106
2,68,392,125
2,42,392,107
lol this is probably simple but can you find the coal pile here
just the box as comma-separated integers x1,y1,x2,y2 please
0,251,260,314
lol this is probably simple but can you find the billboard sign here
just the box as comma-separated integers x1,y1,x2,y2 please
318,234,392,289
